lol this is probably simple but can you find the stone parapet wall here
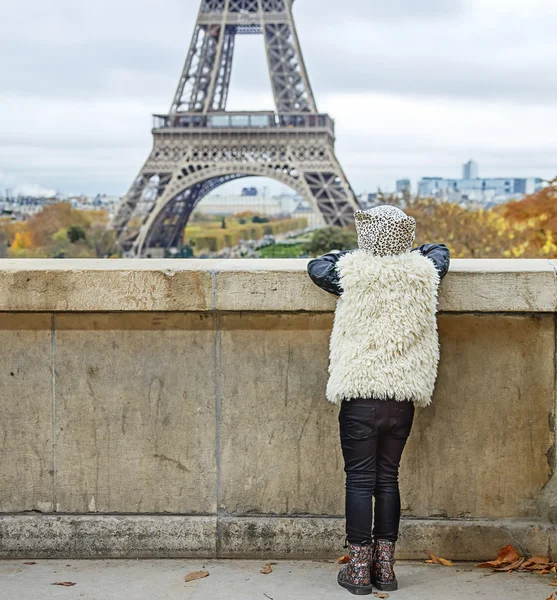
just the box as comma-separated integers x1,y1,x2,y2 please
1,258,556,312
0,259,555,559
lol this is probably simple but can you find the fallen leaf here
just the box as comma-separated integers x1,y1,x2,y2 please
546,594,554,600
51,582,76,587
425,559,435,564
493,558,525,572
551,581,557,586
374,593,390,599
22,562,36,565
428,552,454,567
184,570,209,583
260,563,273,575
522,556,551,570
338,555,350,564
537,570,551,575
476,545,522,569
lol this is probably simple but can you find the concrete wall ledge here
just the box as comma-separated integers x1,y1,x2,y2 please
0,515,554,561
1,258,556,561
1,258,556,313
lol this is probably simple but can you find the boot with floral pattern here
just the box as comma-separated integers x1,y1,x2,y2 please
371,539,398,591
337,543,373,595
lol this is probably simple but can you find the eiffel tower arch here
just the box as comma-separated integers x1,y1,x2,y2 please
111,0,360,257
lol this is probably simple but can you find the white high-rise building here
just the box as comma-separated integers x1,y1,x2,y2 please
462,159,479,180
396,179,411,194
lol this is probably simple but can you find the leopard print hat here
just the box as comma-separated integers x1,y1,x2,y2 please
354,205,416,256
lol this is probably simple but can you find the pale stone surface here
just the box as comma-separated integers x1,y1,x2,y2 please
219,313,345,516
219,516,344,558
54,313,217,514
1,258,556,312
0,259,213,311
439,259,557,313
0,259,556,560
215,258,557,313
0,314,54,512
1,559,555,600
537,474,557,523
398,518,554,561
213,260,337,312
402,314,555,519
0,515,553,560
0,515,217,558
218,312,554,520
220,516,555,561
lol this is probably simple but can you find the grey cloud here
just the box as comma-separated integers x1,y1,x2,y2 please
230,40,557,105
2,0,554,105
300,0,465,21
2,41,178,101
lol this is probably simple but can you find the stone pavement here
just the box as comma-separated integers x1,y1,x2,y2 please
0,559,555,600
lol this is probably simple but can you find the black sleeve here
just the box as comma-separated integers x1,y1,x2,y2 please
412,244,451,279
307,250,351,296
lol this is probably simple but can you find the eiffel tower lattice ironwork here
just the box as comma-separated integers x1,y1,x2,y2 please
111,0,360,256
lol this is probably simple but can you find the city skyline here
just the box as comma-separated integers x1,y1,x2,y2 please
1,0,557,197
3,159,547,201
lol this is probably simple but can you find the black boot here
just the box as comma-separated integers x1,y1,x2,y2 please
371,539,398,591
337,543,374,596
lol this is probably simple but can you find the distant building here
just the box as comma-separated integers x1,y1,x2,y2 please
396,179,411,194
418,161,543,205
292,201,325,228
196,190,299,217
0,195,59,220
462,159,479,180
357,193,380,209
0,193,122,221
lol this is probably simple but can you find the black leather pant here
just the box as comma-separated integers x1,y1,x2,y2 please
339,397,415,545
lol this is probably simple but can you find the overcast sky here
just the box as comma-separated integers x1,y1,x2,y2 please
1,0,556,197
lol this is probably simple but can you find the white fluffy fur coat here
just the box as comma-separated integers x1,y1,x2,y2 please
326,249,441,407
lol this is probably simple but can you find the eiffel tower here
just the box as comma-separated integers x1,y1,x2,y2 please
111,0,360,257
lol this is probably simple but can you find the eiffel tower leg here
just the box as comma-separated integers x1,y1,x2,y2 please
295,156,360,228
138,173,245,253
263,10,317,112
110,162,173,255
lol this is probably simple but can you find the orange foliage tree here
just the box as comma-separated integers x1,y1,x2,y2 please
497,177,557,257
376,179,557,259
25,202,98,248
10,230,34,251
0,202,117,258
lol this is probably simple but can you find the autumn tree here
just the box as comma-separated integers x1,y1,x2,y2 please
25,202,92,248
305,226,358,256
87,223,118,258
0,202,119,259
497,178,557,257
67,225,87,243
